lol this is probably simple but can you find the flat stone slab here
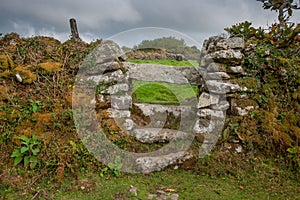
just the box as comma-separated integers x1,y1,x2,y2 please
131,128,190,143
206,80,241,94
124,62,202,85
135,151,192,174
88,70,125,84
133,103,196,129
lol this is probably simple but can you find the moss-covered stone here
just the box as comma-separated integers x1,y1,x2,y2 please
39,62,63,73
13,65,37,84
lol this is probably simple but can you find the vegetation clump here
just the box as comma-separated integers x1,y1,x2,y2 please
224,20,300,172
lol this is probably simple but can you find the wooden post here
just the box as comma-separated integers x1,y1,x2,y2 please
69,18,81,41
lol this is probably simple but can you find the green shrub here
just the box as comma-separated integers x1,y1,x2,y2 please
11,134,41,169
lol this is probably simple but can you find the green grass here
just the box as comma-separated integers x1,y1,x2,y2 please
129,59,199,105
128,59,199,67
5,167,298,200
133,80,198,105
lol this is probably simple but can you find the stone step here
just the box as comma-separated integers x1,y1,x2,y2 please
135,151,193,174
130,128,192,144
132,103,197,130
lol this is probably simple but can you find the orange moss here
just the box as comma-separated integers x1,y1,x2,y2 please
65,92,73,107
13,65,37,84
0,54,14,70
31,112,54,135
12,127,34,146
39,62,63,73
96,110,111,121
32,112,53,124
103,119,121,132
2,108,21,122
0,70,12,78
0,55,9,69
0,85,9,101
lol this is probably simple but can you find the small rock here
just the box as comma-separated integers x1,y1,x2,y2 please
209,49,244,65
15,73,22,82
110,94,132,110
197,109,225,120
103,83,129,95
206,63,226,72
206,72,231,80
235,145,243,153
87,69,125,84
129,185,138,196
193,118,224,134
211,100,230,111
227,66,246,75
206,80,241,94
228,37,245,49
107,108,131,118
197,92,220,108
234,106,255,116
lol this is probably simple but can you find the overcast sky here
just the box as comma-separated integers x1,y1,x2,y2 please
0,0,299,47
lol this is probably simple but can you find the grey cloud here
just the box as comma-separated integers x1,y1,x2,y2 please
0,0,141,32
0,0,299,44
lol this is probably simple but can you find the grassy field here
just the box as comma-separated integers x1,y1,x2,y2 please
2,160,299,200
129,59,199,105
133,80,198,105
